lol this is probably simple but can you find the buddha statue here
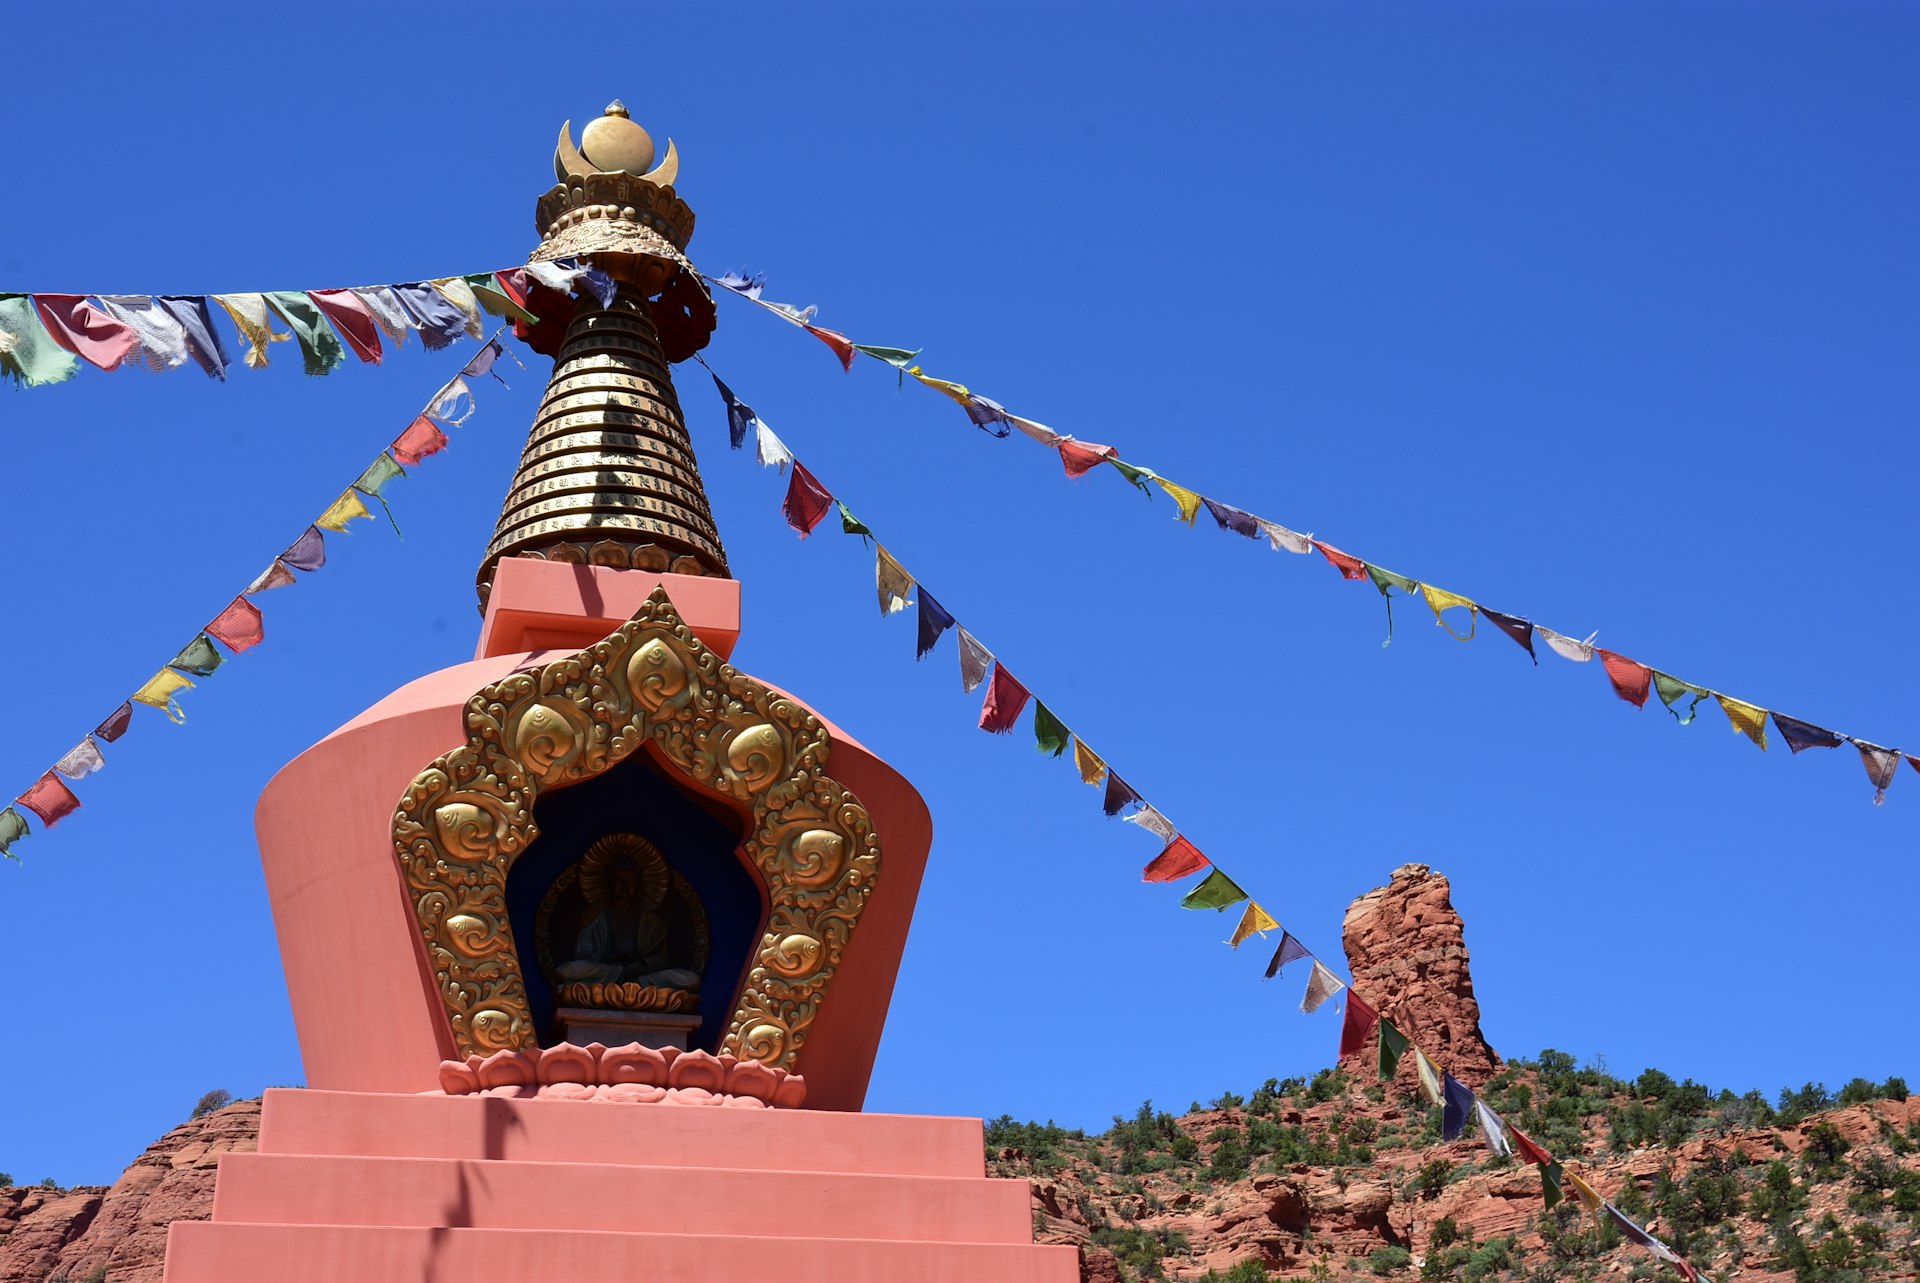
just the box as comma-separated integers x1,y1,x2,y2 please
540,833,704,1016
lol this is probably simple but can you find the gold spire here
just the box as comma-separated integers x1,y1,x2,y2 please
476,105,724,606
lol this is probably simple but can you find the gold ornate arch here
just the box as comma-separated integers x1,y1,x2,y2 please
391,586,881,1068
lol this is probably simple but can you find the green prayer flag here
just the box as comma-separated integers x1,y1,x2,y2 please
1377,1018,1410,1081
0,294,78,388
1180,868,1248,911
354,453,406,496
1652,671,1709,725
852,343,923,384
1538,1161,1564,1209
466,274,539,326
264,292,347,375
1364,564,1419,647
837,502,872,543
1033,701,1070,757
0,806,28,860
169,634,225,677
1108,457,1159,493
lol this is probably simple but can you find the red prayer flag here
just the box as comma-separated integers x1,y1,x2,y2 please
1507,1122,1554,1168
95,702,134,744
32,294,138,370
1057,439,1117,478
207,596,265,653
307,290,384,365
805,325,856,371
978,663,1032,734
16,771,80,827
1142,835,1209,883
496,268,576,357
1339,991,1380,1058
391,416,450,467
1316,542,1370,580
1596,649,1653,708
782,462,835,536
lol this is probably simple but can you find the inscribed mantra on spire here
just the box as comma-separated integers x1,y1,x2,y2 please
477,103,727,605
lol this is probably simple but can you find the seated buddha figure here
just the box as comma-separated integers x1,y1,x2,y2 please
548,834,701,1010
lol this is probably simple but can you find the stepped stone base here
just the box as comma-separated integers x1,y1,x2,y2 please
162,1089,1078,1283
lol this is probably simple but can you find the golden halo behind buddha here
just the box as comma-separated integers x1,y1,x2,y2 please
577,832,671,911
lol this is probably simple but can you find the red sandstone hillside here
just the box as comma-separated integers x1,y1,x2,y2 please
6,866,1914,1283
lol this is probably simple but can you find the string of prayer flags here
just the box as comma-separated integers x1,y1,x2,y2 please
96,296,190,372
0,808,27,861
1441,1072,1474,1141
1180,868,1247,911
1338,991,1380,1058
979,662,1032,733
1265,932,1311,979
1377,1018,1409,1080
1227,902,1278,948
1719,694,1769,750
916,591,956,659
876,546,913,615
1596,650,1653,707
16,772,81,827
1033,702,1070,757
1301,960,1344,1013
54,738,105,780
1142,835,1209,883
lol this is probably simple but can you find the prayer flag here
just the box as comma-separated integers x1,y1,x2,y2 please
1010,415,1062,446
1339,991,1380,1058
1537,627,1595,662
464,273,539,329
425,376,474,425
876,546,913,615
355,453,406,496
0,293,78,387
1265,931,1311,979
1855,741,1900,804
1033,701,1070,757
169,635,225,678
393,281,473,349
1203,497,1261,539
1565,1170,1605,1221
1180,868,1247,911
839,502,873,542
958,627,992,692
1228,902,1278,948
1103,771,1142,816
317,490,374,533
351,286,413,345
94,703,133,744
1074,738,1108,787
1257,519,1314,555
1413,1048,1445,1107
1507,1123,1553,1169
1652,671,1709,724
1154,477,1205,526
782,462,835,536
1378,1018,1409,1080
54,737,105,780
1301,960,1344,1013
756,421,795,472
711,373,758,450
1123,804,1177,841
1422,585,1478,640
0,807,26,860
460,337,514,385
965,394,1013,437
307,289,384,364
32,294,138,370
263,291,347,375
1109,458,1158,492
207,597,265,653
391,417,449,467
155,296,231,380
764,299,818,326
16,772,78,827
1481,608,1537,663
133,669,193,723
852,343,922,380
1537,1160,1566,1209
1441,1073,1473,1141
1057,439,1117,478
910,368,972,406
1773,712,1843,753
214,293,289,368
426,277,486,339
916,591,955,659
96,295,189,371
281,527,327,572
1473,1099,1513,1157
713,270,765,298
1365,564,1419,644
1596,649,1653,707
1316,542,1369,580
979,663,1032,734
1142,835,1209,883
807,324,856,370
1718,694,1769,750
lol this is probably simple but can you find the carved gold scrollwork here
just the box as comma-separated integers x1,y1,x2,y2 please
392,587,882,1068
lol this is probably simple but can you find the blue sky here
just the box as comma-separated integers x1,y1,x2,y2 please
1,2,1914,1184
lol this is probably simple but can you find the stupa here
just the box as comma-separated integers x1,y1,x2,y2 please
161,105,1076,1282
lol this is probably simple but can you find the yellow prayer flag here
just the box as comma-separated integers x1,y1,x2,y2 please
1413,1047,1445,1107
1718,694,1769,750
317,490,373,533
132,669,194,724
1073,738,1107,787
1565,1169,1606,1222
1421,585,1478,640
1154,477,1204,526
1227,901,1280,949
907,366,972,407
428,278,486,339
214,294,289,369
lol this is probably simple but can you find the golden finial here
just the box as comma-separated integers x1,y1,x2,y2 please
555,102,679,186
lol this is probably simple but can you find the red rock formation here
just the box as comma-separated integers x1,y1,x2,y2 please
0,1099,258,1283
1340,863,1499,1082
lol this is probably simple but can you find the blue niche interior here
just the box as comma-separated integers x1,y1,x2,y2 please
506,748,763,1052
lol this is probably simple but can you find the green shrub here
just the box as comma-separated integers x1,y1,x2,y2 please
1368,1246,1413,1276
1776,1083,1833,1127
1802,1122,1851,1181
1414,1159,1454,1200
1460,1237,1511,1281
190,1088,233,1119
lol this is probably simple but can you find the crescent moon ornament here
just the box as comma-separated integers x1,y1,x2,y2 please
554,120,593,181
641,139,679,188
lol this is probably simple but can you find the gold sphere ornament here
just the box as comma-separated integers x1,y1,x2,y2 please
580,100,656,175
